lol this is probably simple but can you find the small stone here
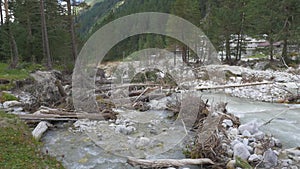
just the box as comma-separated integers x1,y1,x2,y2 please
253,131,265,140
243,138,249,146
136,137,150,148
227,149,234,157
247,146,253,154
223,119,233,127
291,166,299,169
233,143,250,160
263,148,278,168
238,120,259,134
242,130,251,137
272,138,282,148
226,160,236,169
228,128,239,138
150,128,158,135
281,159,293,167
231,139,242,148
248,154,261,162
254,143,264,155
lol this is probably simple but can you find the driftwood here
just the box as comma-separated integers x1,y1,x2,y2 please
32,121,52,141
18,113,106,122
127,157,214,168
196,81,273,91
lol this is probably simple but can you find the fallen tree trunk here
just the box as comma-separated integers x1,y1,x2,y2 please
196,81,273,91
127,157,214,168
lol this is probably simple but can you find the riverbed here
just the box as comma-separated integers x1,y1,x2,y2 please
41,91,300,169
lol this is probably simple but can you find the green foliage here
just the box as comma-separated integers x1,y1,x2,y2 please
0,62,43,90
235,156,253,169
247,53,267,59
0,0,75,69
0,92,18,103
0,111,64,169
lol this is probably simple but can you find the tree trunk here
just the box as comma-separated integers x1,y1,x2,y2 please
269,37,274,61
235,33,241,61
40,0,52,70
225,35,231,62
4,0,19,69
67,0,78,63
0,0,3,25
281,17,290,63
26,17,35,63
182,45,187,63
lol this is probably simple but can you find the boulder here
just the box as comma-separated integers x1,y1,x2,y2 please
3,100,22,109
28,70,64,107
233,142,251,160
263,149,278,168
32,121,52,141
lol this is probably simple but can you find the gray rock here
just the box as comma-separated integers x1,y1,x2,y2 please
233,142,251,160
273,138,282,148
238,120,259,134
231,139,242,148
115,125,136,135
136,137,150,148
253,131,265,140
242,130,251,137
228,128,239,138
0,103,3,109
254,143,264,155
291,166,299,169
281,159,293,167
263,149,278,168
223,119,233,127
248,154,262,162
3,100,22,109
243,138,249,146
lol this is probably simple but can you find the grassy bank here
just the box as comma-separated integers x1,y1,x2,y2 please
0,111,64,169
0,63,44,90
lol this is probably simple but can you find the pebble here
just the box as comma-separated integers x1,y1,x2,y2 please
242,130,251,137
248,154,261,162
135,137,150,148
281,159,293,167
223,119,233,127
253,131,265,140
254,143,264,155
238,120,258,135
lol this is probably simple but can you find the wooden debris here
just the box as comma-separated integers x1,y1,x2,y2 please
196,81,273,91
127,157,214,168
18,112,105,122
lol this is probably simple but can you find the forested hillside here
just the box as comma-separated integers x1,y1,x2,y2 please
0,0,299,69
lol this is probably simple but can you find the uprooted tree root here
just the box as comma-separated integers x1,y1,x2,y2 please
184,101,241,168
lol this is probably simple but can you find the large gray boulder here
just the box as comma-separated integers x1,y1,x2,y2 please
28,70,64,107
263,149,278,168
233,142,251,160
